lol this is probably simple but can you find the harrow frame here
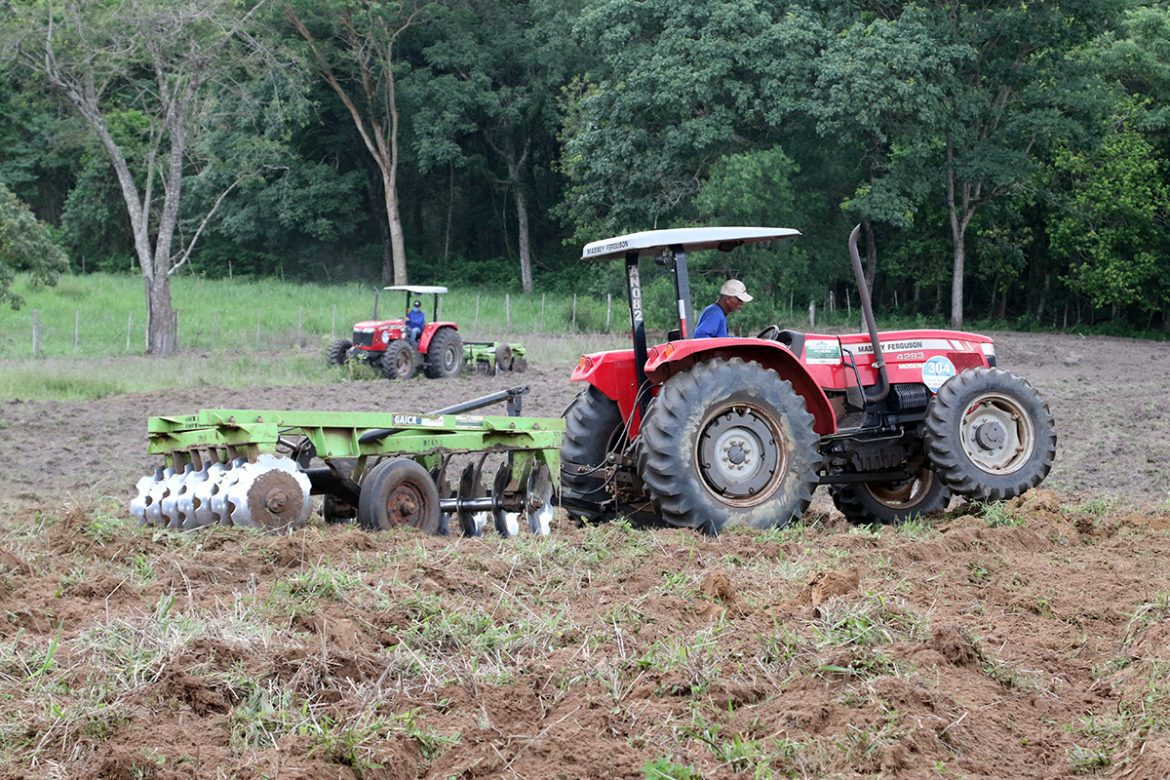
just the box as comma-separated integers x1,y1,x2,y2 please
133,386,564,535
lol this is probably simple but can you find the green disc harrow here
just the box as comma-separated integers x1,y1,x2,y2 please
130,386,563,536
464,341,528,374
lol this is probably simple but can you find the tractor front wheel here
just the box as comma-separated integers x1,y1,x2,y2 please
560,385,624,523
327,338,351,367
357,458,442,533
381,340,419,380
924,368,1056,501
830,467,950,525
636,358,819,534
425,328,463,378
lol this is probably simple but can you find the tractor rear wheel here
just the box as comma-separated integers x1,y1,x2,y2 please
830,467,949,525
561,385,624,523
357,458,442,533
425,328,463,378
381,340,419,380
327,338,351,367
636,358,819,533
924,367,1056,501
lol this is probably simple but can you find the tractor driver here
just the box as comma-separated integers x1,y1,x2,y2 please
406,300,425,343
693,279,753,338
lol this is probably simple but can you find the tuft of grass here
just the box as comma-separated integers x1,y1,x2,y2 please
975,501,1026,528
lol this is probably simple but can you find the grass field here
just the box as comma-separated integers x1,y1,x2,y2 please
0,273,622,360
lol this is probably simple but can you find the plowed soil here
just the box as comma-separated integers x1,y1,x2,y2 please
0,331,1168,778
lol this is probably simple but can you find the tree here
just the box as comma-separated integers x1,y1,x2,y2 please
559,0,791,241
0,182,68,309
415,0,579,293
285,0,431,286
1049,124,1168,321
922,0,1109,327
7,0,277,355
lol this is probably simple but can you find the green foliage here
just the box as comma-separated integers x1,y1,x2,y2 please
0,184,68,309
1050,124,1169,313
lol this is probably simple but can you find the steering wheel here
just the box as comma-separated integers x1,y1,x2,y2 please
755,324,781,341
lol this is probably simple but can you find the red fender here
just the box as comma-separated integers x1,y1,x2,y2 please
644,338,837,435
418,322,459,354
571,340,837,437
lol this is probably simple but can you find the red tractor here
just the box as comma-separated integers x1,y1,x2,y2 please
328,285,463,380
560,226,1057,532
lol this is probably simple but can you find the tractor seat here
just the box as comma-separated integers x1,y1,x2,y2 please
775,329,805,355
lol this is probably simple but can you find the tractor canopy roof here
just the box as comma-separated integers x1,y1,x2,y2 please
384,285,448,295
581,227,801,261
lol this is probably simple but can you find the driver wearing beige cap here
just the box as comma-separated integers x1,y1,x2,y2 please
693,279,753,338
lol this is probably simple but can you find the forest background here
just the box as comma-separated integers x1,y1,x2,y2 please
1,0,1168,356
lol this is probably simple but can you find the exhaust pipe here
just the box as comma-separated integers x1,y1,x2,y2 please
848,224,889,404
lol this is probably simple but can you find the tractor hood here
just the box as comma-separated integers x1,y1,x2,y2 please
354,318,404,330
582,226,801,260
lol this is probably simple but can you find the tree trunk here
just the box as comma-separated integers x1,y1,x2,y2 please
950,237,965,328
862,219,878,300
146,274,176,355
384,178,407,285
510,167,534,293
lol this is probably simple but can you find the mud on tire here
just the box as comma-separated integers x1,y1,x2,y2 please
924,367,1056,501
830,467,950,525
357,458,443,533
636,358,819,534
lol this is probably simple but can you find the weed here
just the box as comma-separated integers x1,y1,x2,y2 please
643,757,701,779
976,502,1025,528
967,559,990,584
1068,744,1110,774
896,518,936,539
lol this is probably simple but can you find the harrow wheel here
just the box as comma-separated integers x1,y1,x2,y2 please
830,467,950,525
924,368,1057,501
381,340,419,380
637,358,819,534
358,458,441,533
494,343,514,372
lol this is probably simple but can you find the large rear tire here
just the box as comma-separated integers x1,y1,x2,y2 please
830,467,950,525
636,358,819,533
924,368,1056,501
327,338,351,367
425,328,464,378
357,458,443,533
380,340,419,380
561,385,625,523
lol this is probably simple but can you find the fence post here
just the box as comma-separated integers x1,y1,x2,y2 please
74,310,80,353
572,294,577,331
789,292,794,319
606,293,612,329
808,300,816,329
846,288,852,320
31,310,41,357
126,312,133,353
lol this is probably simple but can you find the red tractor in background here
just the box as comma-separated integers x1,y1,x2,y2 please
328,285,464,380
560,226,1057,532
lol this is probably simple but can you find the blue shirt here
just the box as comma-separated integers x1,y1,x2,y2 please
693,303,728,338
407,308,426,330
